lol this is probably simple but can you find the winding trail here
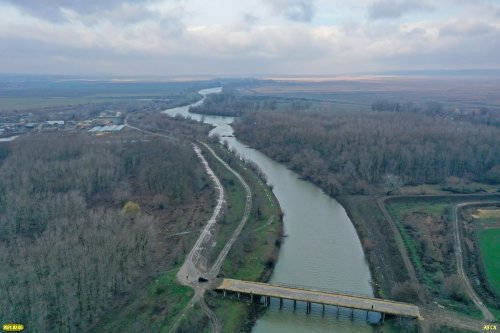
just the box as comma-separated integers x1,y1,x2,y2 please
452,202,495,322
177,144,225,286
123,118,232,332
170,143,253,333
376,197,418,283
200,142,252,277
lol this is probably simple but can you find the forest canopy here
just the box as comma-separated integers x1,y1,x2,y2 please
0,133,208,332
234,110,500,195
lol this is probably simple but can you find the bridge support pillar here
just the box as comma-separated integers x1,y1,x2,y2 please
250,294,253,303
223,290,226,297
351,308,354,320
381,313,385,323
306,302,311,314
279,298,283,309
322,304,325,314
237,292,240,300
336,306,339,317
366,310,369,321
266,296,271,307
293,300,296,310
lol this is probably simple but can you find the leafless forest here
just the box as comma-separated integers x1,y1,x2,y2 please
0,134,208,332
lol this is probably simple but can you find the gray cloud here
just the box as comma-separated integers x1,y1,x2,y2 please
369,0,434,20
0,0,150,21
440,22,493,37
266,0,315,22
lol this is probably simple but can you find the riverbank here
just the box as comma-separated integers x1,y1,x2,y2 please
337,195,410,299
200,143,284,333
361,194,500,331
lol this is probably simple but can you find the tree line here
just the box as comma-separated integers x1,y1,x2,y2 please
372,99,500,127
188,92,313,117
234,110,500,195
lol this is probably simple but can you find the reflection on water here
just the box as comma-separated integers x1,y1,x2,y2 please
163,88,378,332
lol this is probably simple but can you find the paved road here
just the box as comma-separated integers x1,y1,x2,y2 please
217,279,421,318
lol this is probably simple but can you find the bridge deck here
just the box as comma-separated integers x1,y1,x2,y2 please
216,279,421,319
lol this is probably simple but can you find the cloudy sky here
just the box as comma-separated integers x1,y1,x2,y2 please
0,0,499,76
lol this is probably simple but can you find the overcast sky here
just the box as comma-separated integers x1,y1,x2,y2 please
1,0,499,76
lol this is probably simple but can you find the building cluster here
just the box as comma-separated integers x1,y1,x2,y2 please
0,111,125,140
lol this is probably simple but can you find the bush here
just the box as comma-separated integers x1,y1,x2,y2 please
441,275,468,302
391,281,427,303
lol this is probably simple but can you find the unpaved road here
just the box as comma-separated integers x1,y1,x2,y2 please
177,144,225,286
123,121,229,332
376,197,418,283
170,143,253,333
201,142,252,277
452,202,496,322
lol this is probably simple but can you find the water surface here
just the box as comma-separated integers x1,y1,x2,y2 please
163,89,378,332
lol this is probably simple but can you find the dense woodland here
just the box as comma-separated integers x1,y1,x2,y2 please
372,99,500,127
188,93,275,117
0,133,208,332
188,92,314,117
234,110,500,195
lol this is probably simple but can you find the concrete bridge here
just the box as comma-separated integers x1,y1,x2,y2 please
214,279,422,321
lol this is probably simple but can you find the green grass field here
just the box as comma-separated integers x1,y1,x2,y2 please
478,229,500,296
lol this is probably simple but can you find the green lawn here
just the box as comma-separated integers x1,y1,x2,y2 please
478,229,500,296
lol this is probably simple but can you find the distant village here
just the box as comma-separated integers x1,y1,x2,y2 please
0,110,125,141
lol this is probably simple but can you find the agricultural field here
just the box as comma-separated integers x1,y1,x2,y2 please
242,76,500,112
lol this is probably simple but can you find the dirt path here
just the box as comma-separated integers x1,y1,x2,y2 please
452,202,496,322
177,144,225,287
169,144,253,333
123,120,228,332
376,197,418,283
420,307,490,332
200,142,252,277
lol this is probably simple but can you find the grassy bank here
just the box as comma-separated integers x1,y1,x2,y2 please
337,195,410,298
201,143,283,332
